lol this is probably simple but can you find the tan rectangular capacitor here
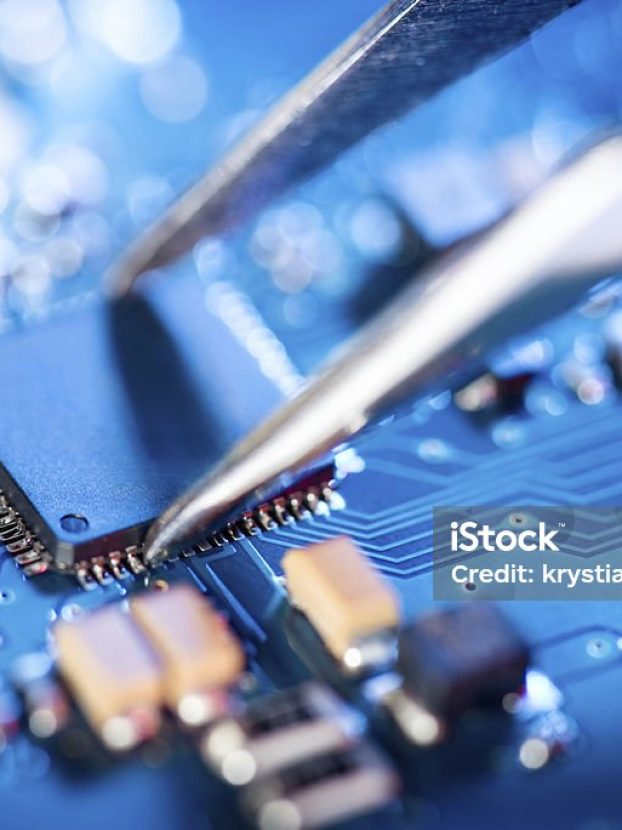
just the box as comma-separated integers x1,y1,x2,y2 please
282,536,400,664
54,604,163,731
130,584,245,708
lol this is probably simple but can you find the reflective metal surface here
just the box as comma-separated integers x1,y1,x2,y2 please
143,136,622,563
109,0,577,294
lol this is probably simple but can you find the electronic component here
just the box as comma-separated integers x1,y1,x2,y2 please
54,585,246,744
282,536,400,673
202,682,363,784
240,744,399,830
131,584,245,726
385,605,529,742
54,604,163,751
397,604,529,716
0,273,285,571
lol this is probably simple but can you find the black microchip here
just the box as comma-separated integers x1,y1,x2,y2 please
0,275,285,567
397,604,529,718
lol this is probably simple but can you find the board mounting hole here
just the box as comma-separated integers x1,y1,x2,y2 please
0,589,15,605
60,514,89,534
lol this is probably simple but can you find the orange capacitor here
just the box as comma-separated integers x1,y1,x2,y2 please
283,536,400,669
131,584,245,713
55,604,162,748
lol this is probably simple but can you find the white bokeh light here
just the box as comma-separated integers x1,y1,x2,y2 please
140,56,208,122
69,0,181,65
0,0,67,67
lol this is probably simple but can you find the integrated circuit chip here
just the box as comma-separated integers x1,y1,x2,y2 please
0,275,285,569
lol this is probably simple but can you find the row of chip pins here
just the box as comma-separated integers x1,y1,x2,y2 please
194,477,340,553
0,490,49,577
67,474,340,588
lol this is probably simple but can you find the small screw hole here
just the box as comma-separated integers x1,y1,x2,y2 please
60,514,89,534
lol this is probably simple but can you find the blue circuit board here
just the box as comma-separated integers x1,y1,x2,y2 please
2,1,622,829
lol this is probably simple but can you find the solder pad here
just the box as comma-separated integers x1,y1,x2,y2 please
0,275,285,567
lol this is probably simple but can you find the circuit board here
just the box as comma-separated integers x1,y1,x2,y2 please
2,1,622,828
